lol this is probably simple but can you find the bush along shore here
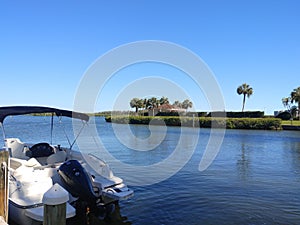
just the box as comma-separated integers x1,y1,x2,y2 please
105,116,282,130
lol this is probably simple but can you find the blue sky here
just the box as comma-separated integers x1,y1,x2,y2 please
0,0,299,115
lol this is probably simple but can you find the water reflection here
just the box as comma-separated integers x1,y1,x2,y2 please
236,143,251,180
288,141,300,176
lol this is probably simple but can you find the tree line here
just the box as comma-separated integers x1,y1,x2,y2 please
129,84,300,119
130,97,193,113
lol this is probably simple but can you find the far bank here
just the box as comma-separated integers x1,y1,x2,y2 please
105,116,282,130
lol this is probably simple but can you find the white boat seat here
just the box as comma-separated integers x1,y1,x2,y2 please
46,151,67,164
10,158,23,170
24,158,41,167
5,138,29,159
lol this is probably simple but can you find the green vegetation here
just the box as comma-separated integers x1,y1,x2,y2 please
237,83,253,112
31,113,54,116
105,116,281,130
225,118,280,130
280,86,300,121
206,111,264,118
291,87,300,117
281,120,300,126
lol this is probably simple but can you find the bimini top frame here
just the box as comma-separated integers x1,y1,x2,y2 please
0,106,89,123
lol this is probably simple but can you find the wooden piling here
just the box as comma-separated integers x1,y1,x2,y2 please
43,203,66,225
42,183,69,225
0,148,9,223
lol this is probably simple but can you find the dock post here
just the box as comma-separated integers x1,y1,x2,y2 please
0,148,9,223
42,183,69,225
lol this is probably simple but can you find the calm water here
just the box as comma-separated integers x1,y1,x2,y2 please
2,116,300,225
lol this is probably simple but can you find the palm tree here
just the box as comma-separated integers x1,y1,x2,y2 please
172,100,182,108
282,97,291,109
282,97,293,120
146,97,156,109
146,97,160,116
237,83,253,112
143,98,148,109
181,99,193,112
159,96,169,106
291,87,300,119
130,98,143,113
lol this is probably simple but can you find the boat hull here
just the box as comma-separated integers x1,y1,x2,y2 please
9,201,76,225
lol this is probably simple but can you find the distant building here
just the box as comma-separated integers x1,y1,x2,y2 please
148,104,185,116
275,108,299,119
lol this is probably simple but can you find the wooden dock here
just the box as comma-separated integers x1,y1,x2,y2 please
0,149,9,224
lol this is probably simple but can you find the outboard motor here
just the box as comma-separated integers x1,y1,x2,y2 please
57,160,114,219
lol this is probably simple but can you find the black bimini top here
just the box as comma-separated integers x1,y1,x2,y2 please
0,106,89,123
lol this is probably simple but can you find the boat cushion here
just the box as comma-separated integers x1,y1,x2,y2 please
46,151,67,164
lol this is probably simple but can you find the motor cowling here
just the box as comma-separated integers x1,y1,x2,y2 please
58,160,99,206
57,159,115,218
